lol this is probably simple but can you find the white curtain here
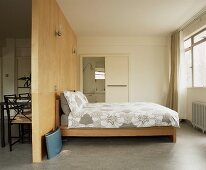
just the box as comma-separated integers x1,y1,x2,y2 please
178,31,187,119
166,30,187,119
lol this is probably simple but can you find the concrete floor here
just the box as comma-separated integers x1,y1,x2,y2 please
1,122,206,170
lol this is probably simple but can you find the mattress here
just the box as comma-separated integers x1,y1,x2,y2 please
67,102,179,128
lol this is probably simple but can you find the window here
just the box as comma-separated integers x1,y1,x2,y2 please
95,68,105,80
184,28,206,87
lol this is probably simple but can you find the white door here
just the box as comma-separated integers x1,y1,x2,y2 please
105,56,128,103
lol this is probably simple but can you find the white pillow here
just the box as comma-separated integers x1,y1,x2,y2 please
64,91,84,113
76,91,88,104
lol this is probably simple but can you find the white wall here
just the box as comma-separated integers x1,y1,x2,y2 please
182,13,206,121
16,39,31,94
187,88,206,121
2,39,16,96
78,36,170,105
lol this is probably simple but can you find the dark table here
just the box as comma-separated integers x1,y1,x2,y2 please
1,99,31,147
0,102,6,147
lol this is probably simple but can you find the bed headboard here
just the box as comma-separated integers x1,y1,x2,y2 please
55,94,61,128
55,90,76,128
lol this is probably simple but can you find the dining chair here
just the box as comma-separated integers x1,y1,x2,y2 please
18,93,32,143
4,94,32,151
18,93,32,120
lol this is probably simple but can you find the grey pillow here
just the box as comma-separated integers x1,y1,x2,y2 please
60,93,71,115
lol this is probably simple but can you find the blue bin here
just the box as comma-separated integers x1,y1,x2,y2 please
45,128,62,159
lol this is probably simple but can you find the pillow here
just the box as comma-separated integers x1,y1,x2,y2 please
64,91,84,113
76,91,88,104
60,93,71,115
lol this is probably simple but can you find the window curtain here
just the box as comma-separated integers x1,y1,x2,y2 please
178,31,187,119
166,31,180,112
166,31,187,118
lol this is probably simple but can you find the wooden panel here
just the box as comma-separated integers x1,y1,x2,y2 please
73,37,80,90
32,0,58,162
38,0,59,93
55,97,60,128
31,93,40,162
58,11,74,91
75,54,80,90
57,12,78,92
32,0,79,162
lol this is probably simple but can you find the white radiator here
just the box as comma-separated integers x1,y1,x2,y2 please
192,102,206,133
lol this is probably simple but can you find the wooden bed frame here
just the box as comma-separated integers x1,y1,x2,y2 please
55,96,176,143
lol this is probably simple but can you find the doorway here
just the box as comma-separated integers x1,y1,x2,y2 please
0,0,31,101
83,57,105,103
0,0,32,150
81,55,129,103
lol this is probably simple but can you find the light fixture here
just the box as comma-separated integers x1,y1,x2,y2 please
72,48,76,54
55,30,62,37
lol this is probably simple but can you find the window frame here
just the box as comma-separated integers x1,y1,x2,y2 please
184,28,206,87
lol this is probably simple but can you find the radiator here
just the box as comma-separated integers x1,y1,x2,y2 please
192,102,206,133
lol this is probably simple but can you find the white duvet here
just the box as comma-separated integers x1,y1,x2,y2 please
68,102,179,128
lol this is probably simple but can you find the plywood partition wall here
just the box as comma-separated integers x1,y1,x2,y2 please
32,0,79,162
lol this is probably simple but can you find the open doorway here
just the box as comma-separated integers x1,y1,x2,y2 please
0,0,32,150
81,55,129,103
83,57,105,103
0,0,31,101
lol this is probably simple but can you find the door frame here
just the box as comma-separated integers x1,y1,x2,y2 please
79,54,130,101
80,55,105,93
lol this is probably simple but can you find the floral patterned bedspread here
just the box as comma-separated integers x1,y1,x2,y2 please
68,102,179,128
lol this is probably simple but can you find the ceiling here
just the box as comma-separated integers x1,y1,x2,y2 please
0,0,204,39
0,0,31,40
57,0,206,37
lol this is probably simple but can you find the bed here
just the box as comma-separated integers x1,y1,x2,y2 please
55,91,179,143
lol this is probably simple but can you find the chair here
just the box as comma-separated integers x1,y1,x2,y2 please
4,94,32,151
18,93,32,143
18,93,31,98
18,93,32,120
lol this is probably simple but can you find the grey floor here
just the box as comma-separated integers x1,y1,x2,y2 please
1,122,206,170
